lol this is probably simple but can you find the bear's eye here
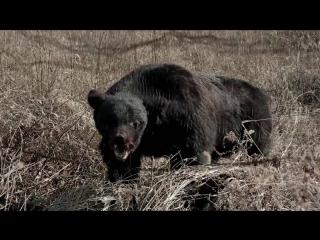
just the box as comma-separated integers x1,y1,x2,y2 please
130,121,139,129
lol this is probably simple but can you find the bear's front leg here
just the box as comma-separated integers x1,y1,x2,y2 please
169,136,213,170
196,151,212,165
103,151,142,183
169,150,212,170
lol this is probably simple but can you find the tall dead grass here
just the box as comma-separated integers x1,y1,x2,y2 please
0,30,319,211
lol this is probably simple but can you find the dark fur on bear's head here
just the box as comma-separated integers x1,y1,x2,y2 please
88,63,272,183
88,90,147,161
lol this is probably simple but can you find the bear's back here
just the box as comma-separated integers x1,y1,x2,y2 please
106,63,212,118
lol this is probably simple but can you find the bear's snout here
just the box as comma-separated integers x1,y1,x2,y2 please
114,132,127,145
109,130,137,161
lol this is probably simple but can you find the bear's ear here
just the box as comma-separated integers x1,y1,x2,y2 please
88,89,106,110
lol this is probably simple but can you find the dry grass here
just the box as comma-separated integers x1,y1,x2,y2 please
0,30,319,211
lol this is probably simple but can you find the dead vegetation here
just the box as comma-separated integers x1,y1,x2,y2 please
0,30,319,211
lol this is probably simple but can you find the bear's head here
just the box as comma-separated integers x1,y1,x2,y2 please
88,89,147,162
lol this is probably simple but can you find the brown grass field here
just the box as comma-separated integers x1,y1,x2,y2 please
0,30,319,211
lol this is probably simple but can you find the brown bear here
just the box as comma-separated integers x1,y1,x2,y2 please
88,63,272,182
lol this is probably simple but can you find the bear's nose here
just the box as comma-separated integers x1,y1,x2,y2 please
114,132,126,144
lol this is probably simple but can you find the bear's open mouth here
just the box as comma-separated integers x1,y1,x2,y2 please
113,144,130,161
